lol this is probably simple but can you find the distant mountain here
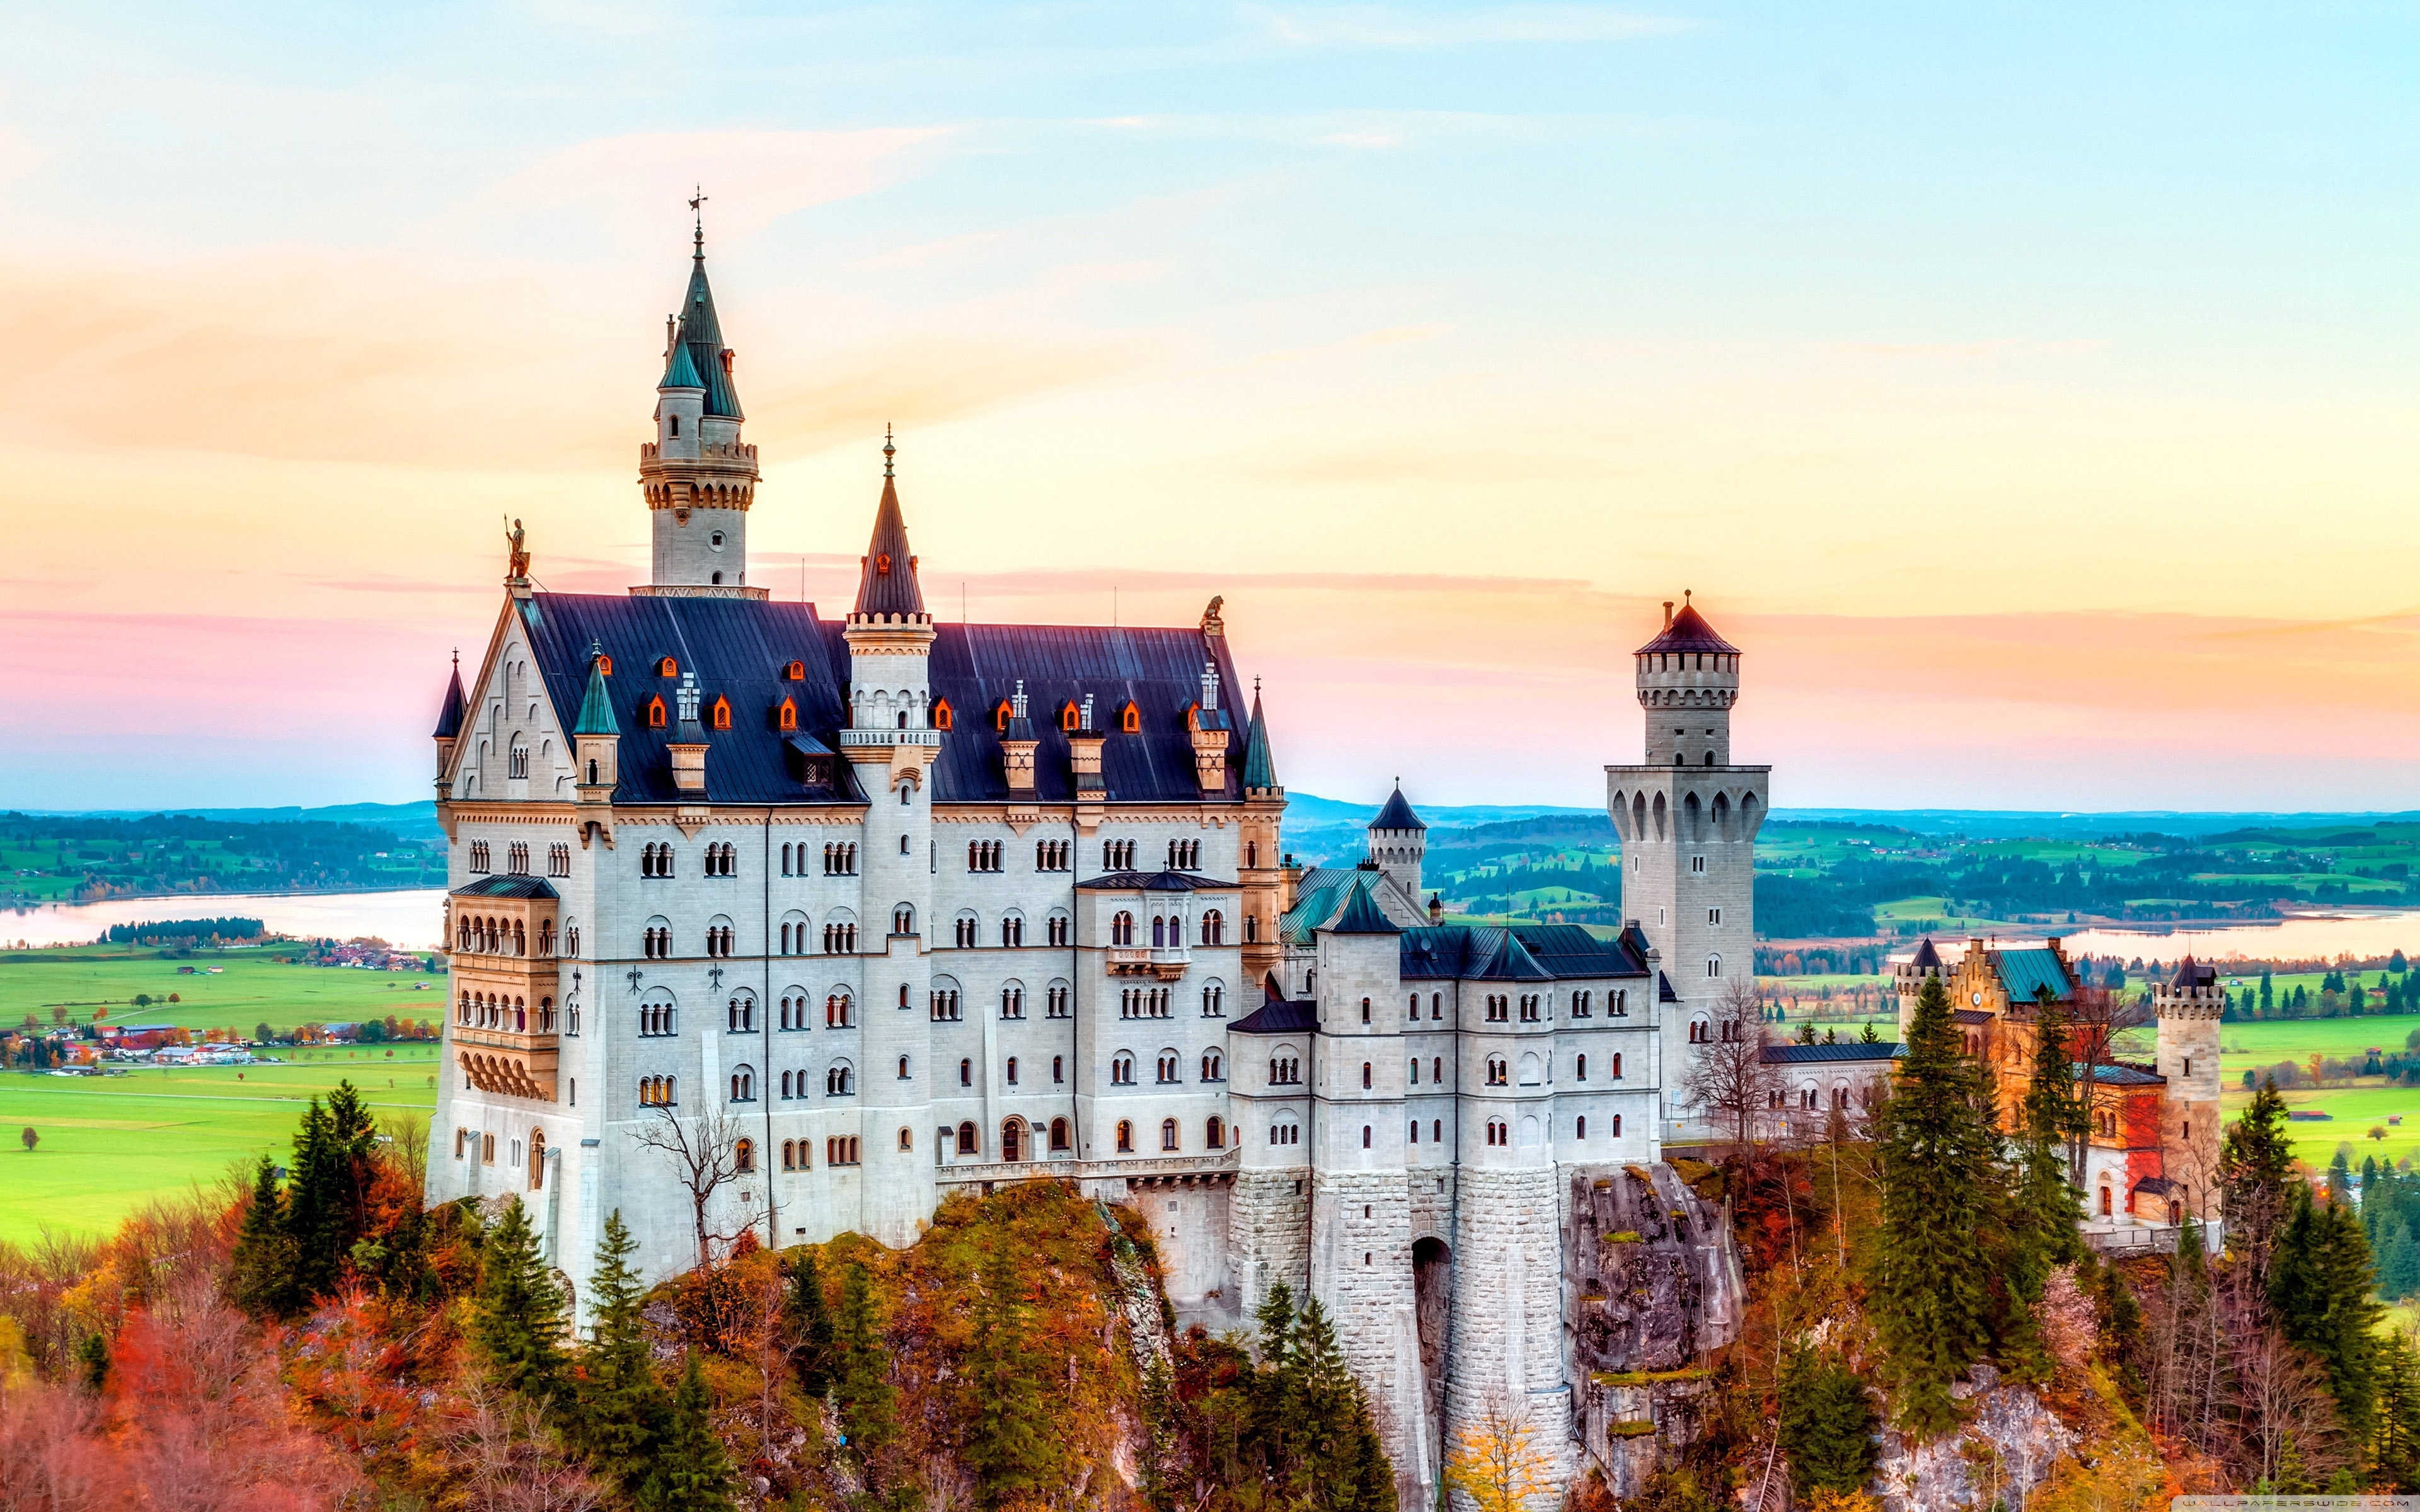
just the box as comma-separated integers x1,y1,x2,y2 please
23,801,444,844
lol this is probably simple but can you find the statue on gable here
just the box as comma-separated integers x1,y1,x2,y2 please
505,517,531,585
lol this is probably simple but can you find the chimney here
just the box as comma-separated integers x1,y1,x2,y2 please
1001,680,1039,793
667,672,709,794
1189,662,1231,792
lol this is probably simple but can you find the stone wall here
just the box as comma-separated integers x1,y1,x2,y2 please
1230,1168,1311,1317
1446,1165,1578,1496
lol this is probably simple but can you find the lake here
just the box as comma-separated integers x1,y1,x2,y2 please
0,889,447,951
2048,910,2420,965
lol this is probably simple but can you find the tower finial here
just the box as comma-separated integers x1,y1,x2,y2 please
689,185,706,258
1684,588,1692,605
883,423,895,478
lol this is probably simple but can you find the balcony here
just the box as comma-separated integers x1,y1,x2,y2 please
1107,946,1190,981
452,1021,559,1102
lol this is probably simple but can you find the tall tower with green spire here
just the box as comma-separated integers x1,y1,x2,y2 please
637,208,766,598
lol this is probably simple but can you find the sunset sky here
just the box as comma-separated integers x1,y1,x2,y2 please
3,3,2415,813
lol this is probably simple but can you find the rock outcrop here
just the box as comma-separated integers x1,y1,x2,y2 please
1871,1363,2080,1512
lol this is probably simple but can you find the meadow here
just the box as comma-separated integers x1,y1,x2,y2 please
0,942,443,1036
0,1046,439,1247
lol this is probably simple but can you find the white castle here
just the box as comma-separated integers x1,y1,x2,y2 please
425,234,1763,1499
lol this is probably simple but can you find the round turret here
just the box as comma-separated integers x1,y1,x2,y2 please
1635,592,1739,767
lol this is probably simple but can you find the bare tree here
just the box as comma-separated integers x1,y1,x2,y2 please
631,1101,762,1266
1679,976,1785,1155
446,1374,608,1512
2065,983,2150,1189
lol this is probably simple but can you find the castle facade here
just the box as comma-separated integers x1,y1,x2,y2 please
424,237,1760,1500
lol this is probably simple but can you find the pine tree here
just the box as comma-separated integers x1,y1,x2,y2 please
1797,1021,1818,1046
2259,967,2274,1013
470,1197,569,1402
1284,1300,1395,1512
833,1261,899,1475
1869,971,1998,1436
282,1081,377,1300
573,1211,669,1484
2004,990,2084,1382
2271,1186,2385,1441
1779,1347,1878,1494
961,1251,1059,1504
782,1247,835,1398
638,1353,736,1512
1860,1021,1881,1045
2223,1076,2299,1278
227,1155,299,1319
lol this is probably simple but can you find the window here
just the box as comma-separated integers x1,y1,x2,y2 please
1006,1057,1019,1085
1116,1120,1135,1154
1485,1120,1506,1147
1161,1118,1180,1151
1570,990,1590,1018
1691,855,1705,874
826,1136,861,1167
781,1139,805,1170
783,660,805,681
645,696,666,729
638,997,676,1036
1361,1125,1372,1148
1049,1118,1072,1152
1708,907,1722,924
703,841,737,876
1001,915,1024,947
1199,910,1223,946
641,842,674,878
638,1075,677,1106
1001,985,1025,1019
1102,840,1136,871
1706,954,1722,978
1202,1050,1223,1080
967,840,1003,872
931,699,954,731
1576,1054,1587,1082
1053,1055,1064,1083
1112,911,1136,946
1270,1121,1299,1147
730,1067,754,1102
1613,988,1628,1017
1201,982,1224,1017
727,994,754,1032
1688,1018,1709,1045
658,658,679,678
827,1063,855,1096
1047,912,1070,947
959,1058,972,1087
899,1055,911,1079
1269,1054,1300,1085
1207,1116,1224,1149
1060,702,1081,732
823,842,858,876
823,920,859,953
1166,839,1201,870
1158,1052,1180,1084
469,840,492,874
954,914,978,948
641,924,672,959
708,697,731,731
509,745,529,780
893,905,916,936
548,843,571,877
1361,1061,1373,1089
1119,703,1141,734
1485,1057,1507,1087
1409,1120,1418,1143
1486,995,1509,1022
1112,1053,1135,1085
1577,1116,1587,1140
1036,840,1070,871
825,992,853,1028
1047,982,1071,1017
1613,1114,1622,1137
705,922,735,957
1519,994,1540,1023
1612,1052,1622,1079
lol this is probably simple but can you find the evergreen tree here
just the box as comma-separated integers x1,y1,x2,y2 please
282,1082,376,1300
961,1251,1059,1504
782,1247,835,1398
833,1262,899,1475
2271,1187,2385,1441
1779,1348,1879,1495
2223,1077,2299,1278
1284,1300,1396,1512
2259,967,2274,1013
1861,1020,1881,1044
573,1211,669,1484
470,1197,568,1402
1797,1021,1818,1046
2376,1342,2420,1491
1869,971,1998,1436
2005,990,2084,1381
227,1155,299,1319
639,1353,736,1512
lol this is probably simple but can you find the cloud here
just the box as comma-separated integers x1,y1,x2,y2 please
454,127,951,250
1240,3,1695,49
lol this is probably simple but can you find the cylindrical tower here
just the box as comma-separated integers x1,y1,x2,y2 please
637,228,764,598
2153,958,2226,1220
1635,592,1739,767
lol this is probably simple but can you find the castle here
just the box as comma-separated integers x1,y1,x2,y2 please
420,230,2191,1499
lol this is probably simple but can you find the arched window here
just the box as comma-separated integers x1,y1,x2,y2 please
1362,1061,1373,1089
1160,1118,1179,1151
710,697,731,731
727,993,754,1032
783,659,805,681
1050,1117,1071,1153
1577,1116,1588,1140
1060,702,1081,732
1202,1050,1223,1080
1116,1120,1135,1153
1112,1053,1134,1085
931,699,954,731
1361,1125,1372,1148
1612,1052,1623,1079
894,904,916,936
1577,1053,1588,1081
730,1066,754,1102
734,1137,754,1172
1120,702,1141,733
1207,1116,1224,1148
827,1062,855,1096
1112,912,1136,946
1200,910,1223,946
645,696,666,729
777,699,797,731
1707,954,1722,978
956,1121,977,1156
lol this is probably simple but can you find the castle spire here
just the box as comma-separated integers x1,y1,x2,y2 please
637,217,761,598
1241,680,1280,793
853,432,926,619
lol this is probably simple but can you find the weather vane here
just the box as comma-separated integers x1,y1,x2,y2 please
689,185,707,255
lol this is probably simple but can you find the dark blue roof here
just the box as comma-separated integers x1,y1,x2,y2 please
1506,924,1650,979
1329,885,1401,936
520,592,1246,807
1763,1042,1903,1064
1240,690,1279,790
853,472,924,618
1399,925,1552,982
1075,871,1233,893
1231,998,1318,1035
669,253,742,418
2087,1062,2166,1087
434,661,466,740
451,876,559,900
1371,786,1424,832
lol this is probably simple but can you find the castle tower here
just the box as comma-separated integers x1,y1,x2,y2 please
1893,936,1947,1038
432,653,466,796
1367,783,1427,908
636,221,765,599
1238,683,1286,989
1606,595,1769,1121
840,432,939,1246
1307,886,1424,1501
2153,958,2225,1219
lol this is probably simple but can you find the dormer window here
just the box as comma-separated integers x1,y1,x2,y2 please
783,660,805,681
710,697,732,731
1060,702,1081,733
994,701,1013,732
594,654,613,675
645,696,667,729
1118,701,1141,734
776,698,797,731
657,657,677,677
931,699,954,731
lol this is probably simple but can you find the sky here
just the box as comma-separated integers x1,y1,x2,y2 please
1,1,2415,813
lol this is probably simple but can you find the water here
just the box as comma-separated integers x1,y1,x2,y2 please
2031,910,2420,966
0,889,447,951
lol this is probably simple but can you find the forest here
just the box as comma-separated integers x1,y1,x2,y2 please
0,811,443,904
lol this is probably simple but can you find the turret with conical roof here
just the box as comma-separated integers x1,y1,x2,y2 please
1241,685,1281,796
853,428,926,621
1367,781,1426,904
636,219,764,600
1636,590,1740,767
432,653,467,791
572,642,621,811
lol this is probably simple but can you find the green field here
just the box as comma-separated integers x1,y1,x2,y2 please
0,944,443,1036
0,1047,439,1247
